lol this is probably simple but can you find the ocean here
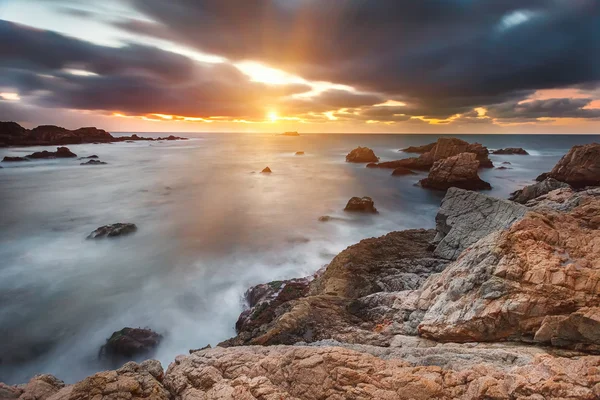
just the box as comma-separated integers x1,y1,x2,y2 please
0,133,598,383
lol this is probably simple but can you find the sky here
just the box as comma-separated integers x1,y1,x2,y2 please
0,0,599,133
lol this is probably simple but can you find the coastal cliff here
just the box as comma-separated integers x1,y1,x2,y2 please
3,144,600,399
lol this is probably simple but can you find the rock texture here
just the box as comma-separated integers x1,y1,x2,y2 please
370,137,493,170
492,147,529,155
0,121,186,147
346,146,379,163
2,156,28,162
419,153,491,191
433,188,527,260
538,143,600,188
80,160,107,165
99,328,163,360
401,142,436,154
343,196,378,213
509,178,571,204
260,166,272,173
87,223,138,239
26,147,77,159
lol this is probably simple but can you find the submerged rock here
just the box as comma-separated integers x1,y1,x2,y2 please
261,166,272,173
2,156,29,162
79,155,98,159
391,167,416,176
87,223,137,239
346,147,379,163
99,328,162,359
492,147,529,155
419,153,491,191
537,143,600,188
509,178,570,204
344,196,378,213
26,146,77,159
80,159,107,165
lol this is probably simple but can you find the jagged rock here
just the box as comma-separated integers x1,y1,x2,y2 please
343,196,378,213
418,191,600,351
80,160,107,165
433,188,527,260
525,187,600,211
99,328,162,359
509,178,571,204
346,146,379,163
370,137,493,170
87,223,137,239
492,147,529,155
538,143,600,188
164,346,600,400
391,167,416,176
25,147,77,159
401,142,436,153
419,153,492,191
295,151,305,155
2,156,29,162
261,166,272,173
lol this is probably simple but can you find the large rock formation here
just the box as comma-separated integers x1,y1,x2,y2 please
509,178,571,204
433,188,527,260
537,143,600,188
400,142,436,154
419,153,491,191
0,121,187,146
99,328,163,360
26,147,77,159
492,147,529,155
346,146,379,163
370,137,493,170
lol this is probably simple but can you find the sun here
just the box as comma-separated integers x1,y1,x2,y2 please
268,111,278,122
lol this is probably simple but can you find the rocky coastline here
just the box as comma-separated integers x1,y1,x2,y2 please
3,143,600,399
0,121,187,147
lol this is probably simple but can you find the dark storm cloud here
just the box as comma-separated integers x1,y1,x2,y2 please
488,98,600,120
124,0,600,111
0,20,311,118
279,89,384,114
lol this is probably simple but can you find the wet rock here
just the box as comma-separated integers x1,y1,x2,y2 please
79,155,98,159
495,166,511,170
80,160,107,165
2,156,29,162
87,223,137,239
537,143,600,188
318,215,332,222
419,153,491,191
509,178,571,204
391,167,416,176
99,328,162,360
433,187,527,260
344,196,378,213
492,147,529,155
401,142,436,153
346,147,379,163
295,151,305,155
26,147,77,159
261,166,272,173
502,161,512,165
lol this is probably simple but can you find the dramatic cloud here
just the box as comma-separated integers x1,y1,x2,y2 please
489,98,600,120
124,0,600,110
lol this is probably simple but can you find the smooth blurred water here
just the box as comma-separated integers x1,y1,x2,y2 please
0,133,598,383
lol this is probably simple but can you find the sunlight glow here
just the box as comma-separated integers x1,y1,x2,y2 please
268,111,279,122
0,92,20,101
237,62,304,85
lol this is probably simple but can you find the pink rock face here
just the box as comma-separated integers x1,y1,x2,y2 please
418,193,600,350
419,152,491,191
546,143,600,188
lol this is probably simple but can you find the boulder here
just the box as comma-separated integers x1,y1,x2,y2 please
370,138,493,170
80,160,107,165
492,147,529,155
419,153,492,191
346,147,379,163
2,156,29,162
509,178,571,204
344,196,378,213
433,188,527,260
318,215,332,222
401,142,436,153
261,166,272,173
26,147,77,159
99,328,162,359
87,223,137,239
537,143,600,188
391,167,416,176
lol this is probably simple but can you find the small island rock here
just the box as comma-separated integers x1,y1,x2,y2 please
419,152,491,191
344,196,378,213
99,327,162,359
346,147,379,163
87,223,137,239
261,166,272,173
492,147,529,155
